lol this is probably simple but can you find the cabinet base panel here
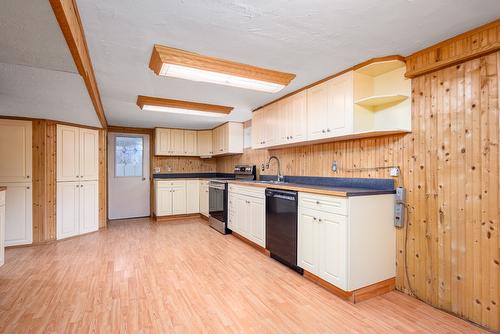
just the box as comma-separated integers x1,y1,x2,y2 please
199,214,209,222
303,270,395,303
154,213,202,223
231,232,270,257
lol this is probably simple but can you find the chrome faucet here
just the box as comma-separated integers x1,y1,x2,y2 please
266,156,284,183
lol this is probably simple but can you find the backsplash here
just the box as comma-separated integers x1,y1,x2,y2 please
215,137,402,181
152,156,216,174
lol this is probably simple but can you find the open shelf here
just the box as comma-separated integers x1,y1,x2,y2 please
354,94,408,108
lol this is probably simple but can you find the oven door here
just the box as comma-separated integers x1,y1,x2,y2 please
209,181,227,227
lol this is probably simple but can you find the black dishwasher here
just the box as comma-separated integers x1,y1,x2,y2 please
265,189,303,274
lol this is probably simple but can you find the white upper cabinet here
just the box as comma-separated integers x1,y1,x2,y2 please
79,128,99,181
183,131,198,156
197,130,213,157
278,90,307,144
251,59,410,149
307,72,353,140
155,124,242,157
0,119,32,183
57,125,99,182
155,128,171,155
212,122,243,156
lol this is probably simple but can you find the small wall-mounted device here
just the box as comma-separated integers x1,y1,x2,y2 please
394,187,406,228
331,160,338,173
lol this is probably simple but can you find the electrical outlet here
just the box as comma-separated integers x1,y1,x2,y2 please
390,167,400,177
331,160,338,173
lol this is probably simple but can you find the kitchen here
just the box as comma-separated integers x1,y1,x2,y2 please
0,1,499,332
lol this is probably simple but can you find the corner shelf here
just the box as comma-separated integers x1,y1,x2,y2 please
354,94,408,108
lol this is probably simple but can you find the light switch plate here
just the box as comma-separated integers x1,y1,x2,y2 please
390,167,400,177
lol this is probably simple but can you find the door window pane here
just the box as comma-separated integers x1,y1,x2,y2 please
115,136,143,177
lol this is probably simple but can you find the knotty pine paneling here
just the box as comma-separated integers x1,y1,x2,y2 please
152,156,216,173
405,19,499,78
216,52,499,331
30,120,107,242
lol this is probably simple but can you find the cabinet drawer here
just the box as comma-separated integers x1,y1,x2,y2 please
299,192,347,215
0,190,5,206
228,184,265,199
155,180,186,188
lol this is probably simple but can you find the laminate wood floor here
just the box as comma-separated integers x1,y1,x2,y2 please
0,218,488,333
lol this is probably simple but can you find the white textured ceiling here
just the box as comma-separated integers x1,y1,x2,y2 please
0,0,101,127
76,0,500,129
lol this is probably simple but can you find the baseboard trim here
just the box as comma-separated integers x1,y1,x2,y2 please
303,270,395,303
231,232,270,257
155,213,202,222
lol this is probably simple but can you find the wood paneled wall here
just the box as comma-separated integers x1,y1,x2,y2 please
152,156,216,173
30,119,107,242
216,52,500,331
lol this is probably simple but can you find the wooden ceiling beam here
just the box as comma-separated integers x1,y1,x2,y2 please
49,0,108,128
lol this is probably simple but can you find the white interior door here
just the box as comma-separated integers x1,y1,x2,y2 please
108,133,150,220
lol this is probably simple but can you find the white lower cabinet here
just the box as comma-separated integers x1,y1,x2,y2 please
228,185,265,248
186,180,199,214
1,183,32,246
199,180,209,217
298,192,395,292
57,181,98,240
155,180,202,216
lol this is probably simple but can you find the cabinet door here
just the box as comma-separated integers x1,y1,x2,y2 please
249,197,265,247
156,187,172,216
287,91,308,143
171,186,187,215
184,131,197,156
263,104,278,147
199,181,209,216
186,180,199,214
57,125,80,181
328,72,353,136
0,203,4,266
3,183,32,246
297,208,319,273
79,128,99,181
227,193,235,230
57,182,79,240
0,120,32,183
318,212,347,289
169,129,184,155
155,128,171,155
307,80,331,140
79,181,99,234
232,195,246,235
251,108,264,149
197,130,213,156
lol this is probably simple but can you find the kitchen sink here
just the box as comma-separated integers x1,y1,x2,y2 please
254,180,289,185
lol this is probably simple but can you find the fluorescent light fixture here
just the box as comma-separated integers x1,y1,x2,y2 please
159,63,285,93
142,104,226,117
136,95,233,118
149,45,296,93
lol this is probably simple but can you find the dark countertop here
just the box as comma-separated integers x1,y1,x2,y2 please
229,180,395,197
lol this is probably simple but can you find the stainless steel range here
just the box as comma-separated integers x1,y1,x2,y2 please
208,165,256,234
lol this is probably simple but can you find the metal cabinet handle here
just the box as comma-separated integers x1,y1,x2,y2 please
81,184,84,188
322,129,326,133
27,175,30,179
327,128,331,132
316,200,320,204
290,136,293,139
318,218,322,222
26,186,30,189
313,217,317,220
